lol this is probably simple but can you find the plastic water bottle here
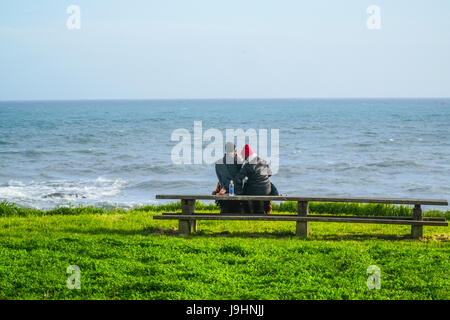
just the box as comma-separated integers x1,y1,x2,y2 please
229,180,235,196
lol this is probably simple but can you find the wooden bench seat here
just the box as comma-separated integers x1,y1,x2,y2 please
153,195,448,239
158,212,447,222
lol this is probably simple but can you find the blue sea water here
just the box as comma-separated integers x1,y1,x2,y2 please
0,99,449,210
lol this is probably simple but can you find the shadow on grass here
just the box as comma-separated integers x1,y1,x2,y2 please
61,226,443,241
316,233,412,241
200,230,295,239
196,231,417,241
62,226,178,237
62,226,293,238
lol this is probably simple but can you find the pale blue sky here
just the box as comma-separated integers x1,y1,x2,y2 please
1,0,449,100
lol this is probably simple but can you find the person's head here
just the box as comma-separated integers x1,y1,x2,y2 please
241,144,254,160
225,142,236,155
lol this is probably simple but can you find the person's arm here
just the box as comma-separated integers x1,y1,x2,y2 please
216,163,233,194
265,160,272,177
259,159,272,177
215,164,225,190
212,182,220,195
234,162,252,194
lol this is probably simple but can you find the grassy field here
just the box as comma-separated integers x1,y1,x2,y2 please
0,202,448,300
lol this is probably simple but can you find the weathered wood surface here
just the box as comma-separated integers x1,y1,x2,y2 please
160,212,446,221
153,214,448,226
296,201,309,237
155,194,448,238
156,194,448,206
411,204,424,239
179,199,196,234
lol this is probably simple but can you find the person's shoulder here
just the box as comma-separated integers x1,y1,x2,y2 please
255,156,269,165
215,155,226,165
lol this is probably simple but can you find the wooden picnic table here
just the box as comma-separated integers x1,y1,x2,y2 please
153,195,448,239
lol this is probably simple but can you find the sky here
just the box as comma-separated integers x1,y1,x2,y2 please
1,0,450,100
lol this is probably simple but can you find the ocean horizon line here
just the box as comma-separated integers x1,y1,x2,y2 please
1,97,450,103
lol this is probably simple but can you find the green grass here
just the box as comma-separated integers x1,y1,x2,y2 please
1,200,449,218
0,202,448,300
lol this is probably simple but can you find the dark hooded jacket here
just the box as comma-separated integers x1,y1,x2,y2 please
235,155,272,195
215,153,242,192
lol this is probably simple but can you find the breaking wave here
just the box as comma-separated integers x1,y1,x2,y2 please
0,177,128,209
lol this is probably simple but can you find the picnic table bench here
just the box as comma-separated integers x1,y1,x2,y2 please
153,195,448,239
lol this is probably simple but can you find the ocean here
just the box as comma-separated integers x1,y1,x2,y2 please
0,99,449,210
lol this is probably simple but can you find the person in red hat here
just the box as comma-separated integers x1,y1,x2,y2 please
234,144,278,214
241,144,255,161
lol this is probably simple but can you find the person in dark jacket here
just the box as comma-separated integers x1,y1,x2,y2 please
234,144,278,214
215,142,242,193
213,142,243,213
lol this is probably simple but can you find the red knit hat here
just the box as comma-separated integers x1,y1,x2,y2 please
241,144,254,159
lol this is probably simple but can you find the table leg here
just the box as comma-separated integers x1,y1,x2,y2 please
296,201,309,238
411,204,423,239
179,199,195,235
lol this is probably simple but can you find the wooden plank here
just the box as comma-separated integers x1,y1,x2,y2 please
296,201,309,238
304,215,445,222
153,214,448,226
292,214,445,221
411,204,423,239
156,194,448,206
161,212,446,221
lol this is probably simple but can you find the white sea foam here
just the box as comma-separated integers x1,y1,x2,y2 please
0,177,128,208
